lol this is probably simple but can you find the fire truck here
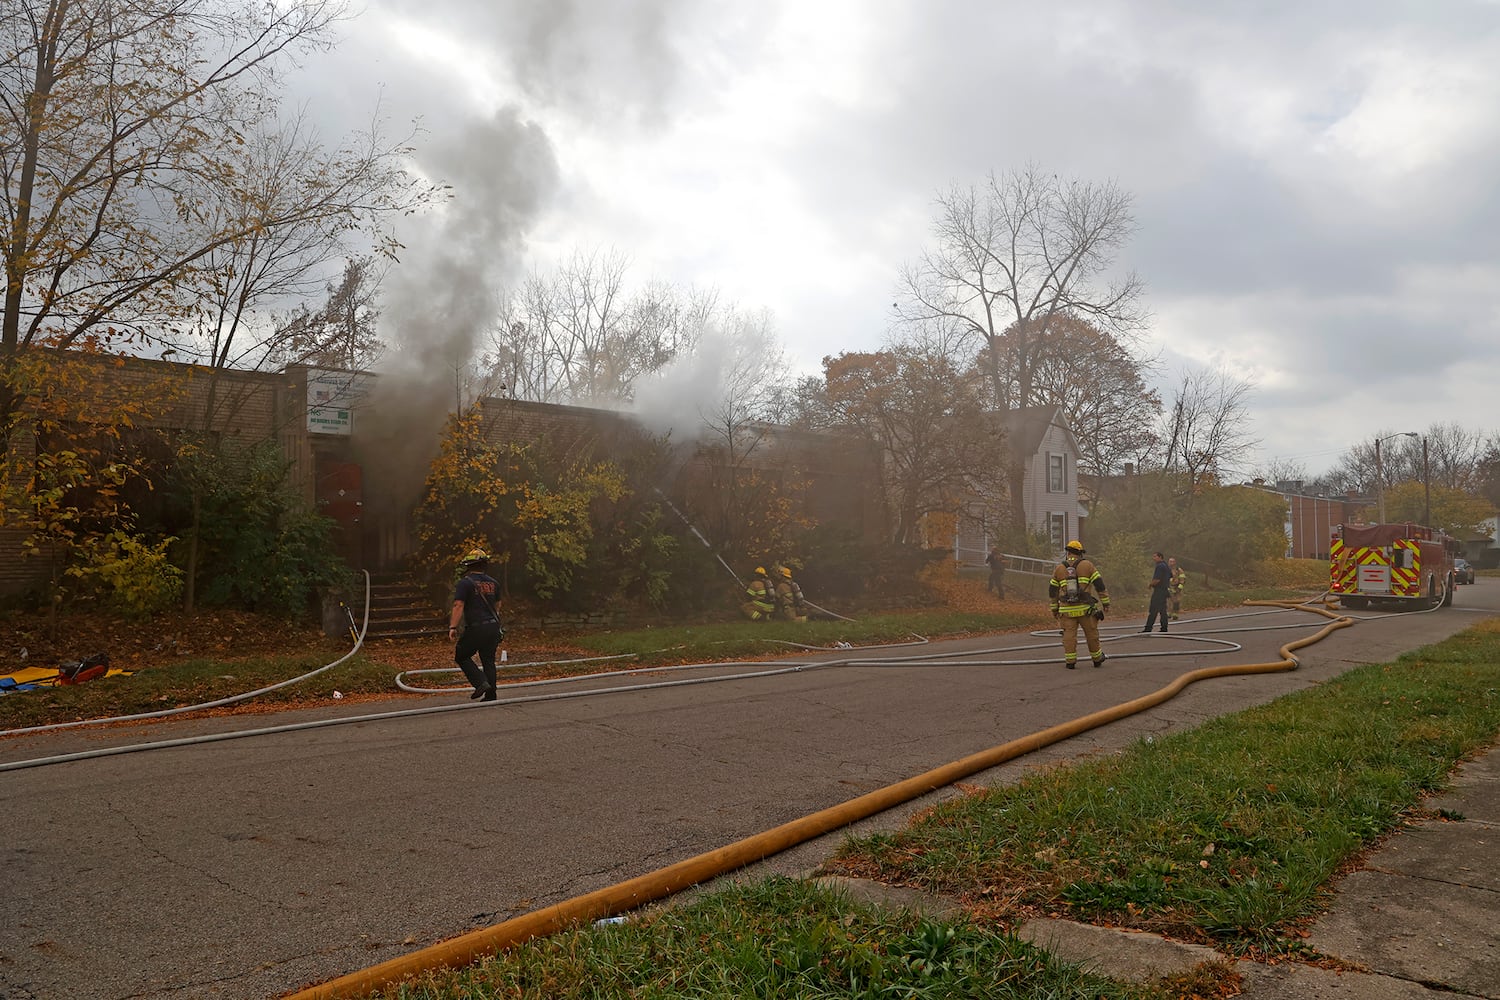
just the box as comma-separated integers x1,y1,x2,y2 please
1329,522,1460,610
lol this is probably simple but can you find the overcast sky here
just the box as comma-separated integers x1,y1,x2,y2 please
290,0,1500,478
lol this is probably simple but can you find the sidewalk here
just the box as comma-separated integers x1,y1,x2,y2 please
1013,746,1500,998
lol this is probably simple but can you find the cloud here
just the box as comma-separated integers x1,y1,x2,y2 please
280,0,1500,480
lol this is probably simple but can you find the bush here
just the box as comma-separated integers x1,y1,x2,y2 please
1097,532,1151,597
801,526,944,604
69,531,183,617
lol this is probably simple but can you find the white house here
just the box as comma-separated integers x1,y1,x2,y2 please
954,405,1088,564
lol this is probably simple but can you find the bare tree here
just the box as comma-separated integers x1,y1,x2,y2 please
1327,422,1491,499
1,0,365,445
896,166,1147,532
482,249,717,406
1248,456,1313,489
1154,367,1258,494
178,114,429,429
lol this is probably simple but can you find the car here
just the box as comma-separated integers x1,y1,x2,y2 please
1454,557,1476,585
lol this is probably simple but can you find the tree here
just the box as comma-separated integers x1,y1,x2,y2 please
822,347,1008,546
271,256,387,372
413,406,628,600
896,166,1146,532
986,313,1160,481
1479,436,1500,511
678,309,810,564
1326,423,1490,500
0,0,420,447
0,350,184,627
1153,367,1258,494
1382,480,1495,538
159,437,348,615
483,249,713,405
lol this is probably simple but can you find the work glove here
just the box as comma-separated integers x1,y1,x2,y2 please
1095,608,1106,621
1050,605,1060,619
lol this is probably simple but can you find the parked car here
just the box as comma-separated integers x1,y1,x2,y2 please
1454,557,1476,585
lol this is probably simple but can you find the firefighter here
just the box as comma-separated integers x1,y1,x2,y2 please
449,550,502,700
1049,540,1110,669
773,564,808,622
741,566,777,621
1167,556,1187,620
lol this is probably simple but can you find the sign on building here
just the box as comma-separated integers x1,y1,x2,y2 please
306,369,364,435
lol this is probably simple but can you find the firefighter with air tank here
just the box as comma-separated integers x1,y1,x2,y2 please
741,566,777,620
1049,539,1111,669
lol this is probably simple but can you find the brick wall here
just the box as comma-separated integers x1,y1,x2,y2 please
2,353,294,599
3,356,886,597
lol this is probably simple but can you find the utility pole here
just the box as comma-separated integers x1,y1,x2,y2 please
1422,435,1431,526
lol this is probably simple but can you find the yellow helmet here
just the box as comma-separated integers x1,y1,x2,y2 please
754,566,767,576
1065,540,1085,554
780,566,793,578
460,549,489,568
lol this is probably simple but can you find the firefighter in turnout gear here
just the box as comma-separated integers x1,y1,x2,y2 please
773,564,807,622
1167,557,1187,620
741,566,777,621
1049,540,1111,669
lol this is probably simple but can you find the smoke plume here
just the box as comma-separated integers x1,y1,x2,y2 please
355,107,559,515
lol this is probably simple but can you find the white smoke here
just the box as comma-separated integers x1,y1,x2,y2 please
630,307,785,439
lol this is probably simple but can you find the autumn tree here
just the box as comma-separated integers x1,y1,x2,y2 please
0,351,184,627
0,0,426,447
822,347,1008,546
896,166,1147,532
414,406,630,600
1382,480,1495,538
983,313,1160,483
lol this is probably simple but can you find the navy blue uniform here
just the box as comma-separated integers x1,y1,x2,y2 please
451,572,502,698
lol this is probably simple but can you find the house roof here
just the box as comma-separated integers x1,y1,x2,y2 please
998,405,1078,458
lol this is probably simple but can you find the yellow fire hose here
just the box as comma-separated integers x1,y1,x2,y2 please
286,601,1350,1000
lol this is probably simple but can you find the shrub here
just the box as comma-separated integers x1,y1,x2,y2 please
69,531,184,617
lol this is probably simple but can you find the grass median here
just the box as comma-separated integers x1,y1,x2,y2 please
360,617,1499,1000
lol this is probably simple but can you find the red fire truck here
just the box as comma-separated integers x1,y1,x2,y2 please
1329,522,1460,610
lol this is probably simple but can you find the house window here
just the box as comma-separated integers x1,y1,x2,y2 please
1048,453,1066,493
1049,513,1067,551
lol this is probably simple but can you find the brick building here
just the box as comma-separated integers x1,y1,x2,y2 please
1,354,881,597
1246,481,1370,560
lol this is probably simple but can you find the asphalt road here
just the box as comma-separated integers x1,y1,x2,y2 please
2,584,1496,1000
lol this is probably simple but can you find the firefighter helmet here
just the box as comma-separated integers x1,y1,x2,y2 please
460,549,489,568
1065,540,1085,554
754,566,767,576
780,566,793,579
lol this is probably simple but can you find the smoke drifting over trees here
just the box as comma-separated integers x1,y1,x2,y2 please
356,108,560,511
